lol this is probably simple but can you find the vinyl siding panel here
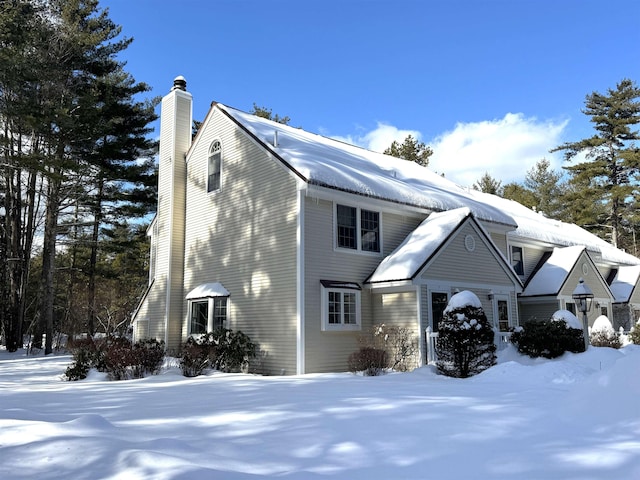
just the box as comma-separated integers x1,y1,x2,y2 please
372,291,420,370
519,300,560,323
490,232,508,258
183,109,298,375
422,222,514,286
303,198,423,372
523,245,548,280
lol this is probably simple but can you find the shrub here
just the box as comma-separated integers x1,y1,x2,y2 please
589,316,622,349
348,347,389,376
134,338,166,375
65,336,165,381
511,318,585,359
628,321,640,345
64,337,107,381
374,324,418,372
435,291,496,378
179,337,213,377
179,328,256,376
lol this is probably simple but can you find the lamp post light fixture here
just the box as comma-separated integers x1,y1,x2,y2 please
572,278,594,350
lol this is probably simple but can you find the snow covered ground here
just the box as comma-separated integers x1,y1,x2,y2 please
1,345,640,479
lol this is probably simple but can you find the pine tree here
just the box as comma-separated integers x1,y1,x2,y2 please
384,134,433,167
552,79,640,248
472,172,503,195
501,159,566,218
1,0,157,352
0,0,49,351
250,103,291,125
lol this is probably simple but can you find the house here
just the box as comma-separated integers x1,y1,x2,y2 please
132,77,640,374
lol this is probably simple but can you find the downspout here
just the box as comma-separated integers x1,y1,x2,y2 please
415,285,424,365
296,187,306,374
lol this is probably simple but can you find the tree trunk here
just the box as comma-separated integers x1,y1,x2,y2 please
40,171,61,355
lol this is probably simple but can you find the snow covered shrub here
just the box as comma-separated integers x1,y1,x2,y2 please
179,328,256,376
435,291,496,378
589,316,622,349
510,310,585,359
629,321,640,345
348,347,389,376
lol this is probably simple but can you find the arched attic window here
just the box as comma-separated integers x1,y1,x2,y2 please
207,140,222,192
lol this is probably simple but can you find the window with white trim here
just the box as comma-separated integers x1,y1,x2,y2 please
189,297,228,334
321,280,361,331
336,204,380,253
207,140,222,192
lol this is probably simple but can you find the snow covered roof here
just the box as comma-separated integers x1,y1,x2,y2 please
610,265,640,302
366,208,472,284
218,105,517,227
186,282,230,299
522,246,586,297
468,190,640,266
216,104,640,268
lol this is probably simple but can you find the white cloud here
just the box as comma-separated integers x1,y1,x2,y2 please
332,122,423,154
331,114,570,188
428,113,569,187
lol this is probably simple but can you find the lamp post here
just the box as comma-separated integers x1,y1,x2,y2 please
572,278,594,350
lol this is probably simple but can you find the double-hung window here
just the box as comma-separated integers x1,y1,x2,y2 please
321,280,361,331
207,140,222,193
336,204,380,253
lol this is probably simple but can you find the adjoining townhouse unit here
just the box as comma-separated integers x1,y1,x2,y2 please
132,77,640,375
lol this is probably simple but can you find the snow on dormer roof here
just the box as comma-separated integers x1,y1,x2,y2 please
522,246,586,297
610,265,640,303
366,207,472,284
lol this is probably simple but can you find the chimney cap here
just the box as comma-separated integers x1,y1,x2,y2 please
172,75,187,91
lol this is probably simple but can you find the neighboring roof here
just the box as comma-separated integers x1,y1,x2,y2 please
366,208,472,284
522,246,585,296
217,104,517,227
186,282,230,299
469,190,640,266
610,265,640,303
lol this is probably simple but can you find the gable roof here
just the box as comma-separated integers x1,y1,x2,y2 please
522,246,587,296
610,265,640,303
366,208,471,284
469,190,640,266
365,207,521,287
216,104,517,227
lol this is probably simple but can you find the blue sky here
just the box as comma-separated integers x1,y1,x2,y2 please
101,0,640,186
